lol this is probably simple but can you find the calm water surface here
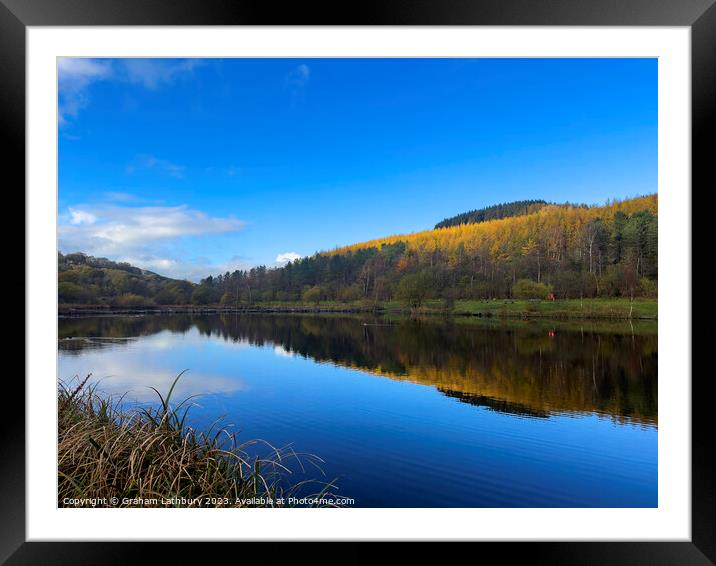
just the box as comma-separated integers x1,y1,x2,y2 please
58,314,657,507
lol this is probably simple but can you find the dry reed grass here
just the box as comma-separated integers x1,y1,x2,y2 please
58,372,338,507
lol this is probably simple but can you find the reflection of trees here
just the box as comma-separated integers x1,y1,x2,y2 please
58,336,138,354
59,315,195,339
60,314,657,425
440,389,550,418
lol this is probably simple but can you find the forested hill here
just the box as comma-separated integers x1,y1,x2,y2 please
435,199,550,229
190,194,657,306
59,194,658,307
58,252,195,306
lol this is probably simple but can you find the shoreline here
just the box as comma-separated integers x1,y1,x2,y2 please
58,298,658,321
58,376,336,508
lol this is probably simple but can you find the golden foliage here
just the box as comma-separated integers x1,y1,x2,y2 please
327,195,658,262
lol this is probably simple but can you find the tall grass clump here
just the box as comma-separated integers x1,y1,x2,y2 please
58,373,338,507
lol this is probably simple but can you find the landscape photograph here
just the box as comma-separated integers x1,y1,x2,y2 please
57,57,657,508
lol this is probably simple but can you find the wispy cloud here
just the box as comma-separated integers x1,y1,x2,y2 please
286,64,310,88
102,191,164,204
122,59,203,90
103,191,139,203
275,251,303,265
126,154,186,179
58,58,202,126
59,204,246,280
225,165,241,177
58,341,245,402
285,64,311,104
205,165,242,178
58,58,112,125
68,208,97,225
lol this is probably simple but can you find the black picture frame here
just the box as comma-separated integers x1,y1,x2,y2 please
6,0,708,562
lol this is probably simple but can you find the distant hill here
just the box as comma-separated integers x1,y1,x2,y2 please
435,199,550,229
58,252,195,306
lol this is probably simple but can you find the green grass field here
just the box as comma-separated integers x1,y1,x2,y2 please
451,298,657,319
60,297,657,320
255,297,658,319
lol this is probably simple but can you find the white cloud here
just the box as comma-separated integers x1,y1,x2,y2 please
127,154,186,179
69,208,97,225
61,204,243,247
58,58,110,79
275,251,303,265
133,257,176,271
59,204,246,280
273,345,296,358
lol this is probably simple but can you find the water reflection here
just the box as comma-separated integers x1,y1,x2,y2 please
60,314,657,425
59,329,247,401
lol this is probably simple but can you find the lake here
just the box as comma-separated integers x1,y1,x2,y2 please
58,313,657,508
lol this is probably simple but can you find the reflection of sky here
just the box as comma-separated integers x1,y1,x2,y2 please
58,329,250,402
58,325,657,508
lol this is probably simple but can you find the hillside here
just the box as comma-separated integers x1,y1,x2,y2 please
191,194,657,306
58,252,196,306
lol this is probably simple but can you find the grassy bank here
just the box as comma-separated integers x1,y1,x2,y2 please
451,298,657,320
59,297,657,320
58,375,336,508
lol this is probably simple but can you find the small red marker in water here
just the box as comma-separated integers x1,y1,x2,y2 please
548,330,555,337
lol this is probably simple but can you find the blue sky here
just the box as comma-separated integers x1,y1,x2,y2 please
58,58,657,281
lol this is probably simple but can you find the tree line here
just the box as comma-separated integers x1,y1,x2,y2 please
435,199,549,229
194,194,657,306
59,194,657,307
